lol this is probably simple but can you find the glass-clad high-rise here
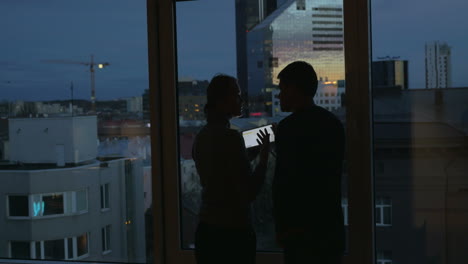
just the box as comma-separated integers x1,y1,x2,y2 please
247,0,344,114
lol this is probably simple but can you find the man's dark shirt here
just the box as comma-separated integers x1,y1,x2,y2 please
272,105,345,255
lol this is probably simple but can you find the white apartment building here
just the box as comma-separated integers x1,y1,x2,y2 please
425,41,452,89
0,116,146,262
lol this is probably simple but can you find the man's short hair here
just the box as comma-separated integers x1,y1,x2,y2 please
277,61,318,97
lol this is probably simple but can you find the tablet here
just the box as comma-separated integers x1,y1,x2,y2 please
242,125,275,148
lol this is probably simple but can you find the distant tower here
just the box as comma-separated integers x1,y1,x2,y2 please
235,0,278,116
425,41,452,89
373,58,409,90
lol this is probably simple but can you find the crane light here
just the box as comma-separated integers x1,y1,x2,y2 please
98,64,104,69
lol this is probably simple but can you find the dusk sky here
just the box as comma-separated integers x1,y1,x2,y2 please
1,0,467,101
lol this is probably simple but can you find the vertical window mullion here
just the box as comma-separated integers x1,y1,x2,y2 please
73,236,77,259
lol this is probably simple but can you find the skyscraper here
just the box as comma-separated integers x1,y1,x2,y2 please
235,0,278,116
373,59,409,90
425,41,452,89
246,0,345,115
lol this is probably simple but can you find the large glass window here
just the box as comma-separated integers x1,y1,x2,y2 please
176,0,347,252
371,0,468,262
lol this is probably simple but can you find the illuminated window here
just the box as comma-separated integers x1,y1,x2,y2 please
77,233,89,257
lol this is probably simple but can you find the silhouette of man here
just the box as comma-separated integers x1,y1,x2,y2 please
272,61,345,264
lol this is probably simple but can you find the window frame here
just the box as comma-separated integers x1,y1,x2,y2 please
101,225,112,254
100,183,110,211
6,194,30,219
375,197,392,227
148,0,375,264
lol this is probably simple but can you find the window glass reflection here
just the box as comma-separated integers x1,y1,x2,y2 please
372,0,468,262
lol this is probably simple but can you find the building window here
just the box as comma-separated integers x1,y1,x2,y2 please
313,27,343,31
313,7,342,11
11,233,89,261
44,239,65,260
101,183,110,210
66,238,73,260
313,40,344,44
269,57,279,67
30,193,63,217
296,0,306,10
376,197,392,226
313,47,344,51
312,21,343,25
312,14,343,18
342,198,348,226
77,233,89,257
11,190,88,218
377,251,392,264
257,61,263,68
42,193,64,215
9,241,30,259
102,225,111,253
8,195,29,217
313,34,343,38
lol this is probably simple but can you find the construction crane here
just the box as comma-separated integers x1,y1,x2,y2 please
43,55,110,112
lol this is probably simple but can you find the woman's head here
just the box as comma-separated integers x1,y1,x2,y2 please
205,74,243,118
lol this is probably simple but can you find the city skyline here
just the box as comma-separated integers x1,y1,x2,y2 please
1,0,468,102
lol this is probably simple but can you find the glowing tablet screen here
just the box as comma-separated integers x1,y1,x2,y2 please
242,125,275,148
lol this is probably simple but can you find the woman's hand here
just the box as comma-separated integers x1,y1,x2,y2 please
256,128,270,164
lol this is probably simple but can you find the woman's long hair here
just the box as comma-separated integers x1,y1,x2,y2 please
204,74,237,121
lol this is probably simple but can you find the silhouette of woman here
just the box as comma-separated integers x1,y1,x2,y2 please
193,74,270,264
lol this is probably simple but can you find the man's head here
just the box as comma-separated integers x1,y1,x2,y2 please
277,61,318,112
